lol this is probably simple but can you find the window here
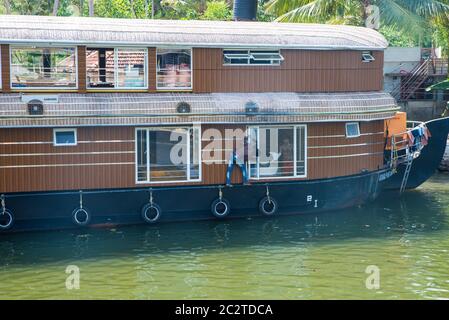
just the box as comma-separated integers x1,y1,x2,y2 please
86,48,147,89
248,125,307,179
362,51,375,63
136,127,201,183
223,49,284,65
157,48,192,90
11,47,77,89
346,122,360,138
54,129,77,146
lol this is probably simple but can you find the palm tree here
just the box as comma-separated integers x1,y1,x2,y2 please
265,0,449,34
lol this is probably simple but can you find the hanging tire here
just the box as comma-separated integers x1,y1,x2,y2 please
211,198,230,218
141,203,161,224
0,209,14,230
72,207,91,227
259,196,278,216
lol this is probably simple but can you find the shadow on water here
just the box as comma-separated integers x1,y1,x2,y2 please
1,185,447,267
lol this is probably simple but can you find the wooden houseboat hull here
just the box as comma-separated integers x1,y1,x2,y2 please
1,168,388,233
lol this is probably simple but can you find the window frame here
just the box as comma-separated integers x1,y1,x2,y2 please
53,128,78,146
135,126,201,184
361,51,375,63
86,47,148,90
223,49,284,66
10,45,78,90
345,122,361,138
156,47,193,91
247,124,307,180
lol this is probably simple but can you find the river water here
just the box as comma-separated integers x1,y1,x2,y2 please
1,173,449,299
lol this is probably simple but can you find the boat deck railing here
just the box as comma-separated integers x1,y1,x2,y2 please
390,121,427,169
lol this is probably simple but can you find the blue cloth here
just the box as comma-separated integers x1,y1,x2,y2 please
226,152,248,186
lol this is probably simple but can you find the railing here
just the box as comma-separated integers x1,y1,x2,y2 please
395,59,431,101
431,58,448,75
406,120,425,129
389,122,427,169
390,58,448,101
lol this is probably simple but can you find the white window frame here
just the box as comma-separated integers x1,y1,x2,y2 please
247,124,307,180
361,51,375,63
223,49,284,66
156,47,193,91
53,128,78,146
345,122,361,138
135,126,201,184
86,47,148,90
10,45,78,90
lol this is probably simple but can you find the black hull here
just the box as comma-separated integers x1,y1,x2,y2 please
1,170,386,233
383,117,449,191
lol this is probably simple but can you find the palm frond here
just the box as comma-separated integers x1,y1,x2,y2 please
274,0,341,23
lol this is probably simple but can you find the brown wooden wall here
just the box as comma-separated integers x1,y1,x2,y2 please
0,44,11,92
0,122,385,194
77,46,87,93
148,47,157,92
1,45,383,94
193,48,384,93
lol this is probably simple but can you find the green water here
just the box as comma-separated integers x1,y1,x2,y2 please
1,174,449,300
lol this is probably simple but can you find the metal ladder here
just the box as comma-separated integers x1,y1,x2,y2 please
399,154,414,194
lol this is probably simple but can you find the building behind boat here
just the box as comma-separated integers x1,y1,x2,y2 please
0,11,434,232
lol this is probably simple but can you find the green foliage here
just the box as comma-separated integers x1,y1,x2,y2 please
379,25,419,47
265,0,449,38
433,19,449,57
95,0,147,19
201,1,231,20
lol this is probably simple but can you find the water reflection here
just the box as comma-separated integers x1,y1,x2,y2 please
1,188,447,266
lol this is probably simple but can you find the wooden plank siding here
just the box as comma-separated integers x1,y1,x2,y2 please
148,47,157,92
0,121,385,193
0,44,11,92
192,48,384,93
77,46,87,93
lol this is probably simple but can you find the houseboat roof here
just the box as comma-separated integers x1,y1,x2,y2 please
0,92,398,127
0,15,388,50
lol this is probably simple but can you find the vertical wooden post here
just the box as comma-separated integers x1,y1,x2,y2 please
148,47,157,92
1,44,11,92
77,46,87,93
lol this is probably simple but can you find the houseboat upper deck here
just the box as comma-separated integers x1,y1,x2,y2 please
0,14,447,233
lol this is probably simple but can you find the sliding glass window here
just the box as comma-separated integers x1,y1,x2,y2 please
248,125,307,179
157,48,192,90
10,47,77,89
86,48,147,89
136,127,201,183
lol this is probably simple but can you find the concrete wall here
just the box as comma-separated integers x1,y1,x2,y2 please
384,47,421,94
399,100,447,121
384,47,421,74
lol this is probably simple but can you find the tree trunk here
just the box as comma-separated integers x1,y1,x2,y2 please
4,0,11,14
52,0,60,16
88,0,94,17
129,0,137,18
79,0,84,16
199,0,206,14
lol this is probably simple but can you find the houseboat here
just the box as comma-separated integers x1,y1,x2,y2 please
0,9,448,232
